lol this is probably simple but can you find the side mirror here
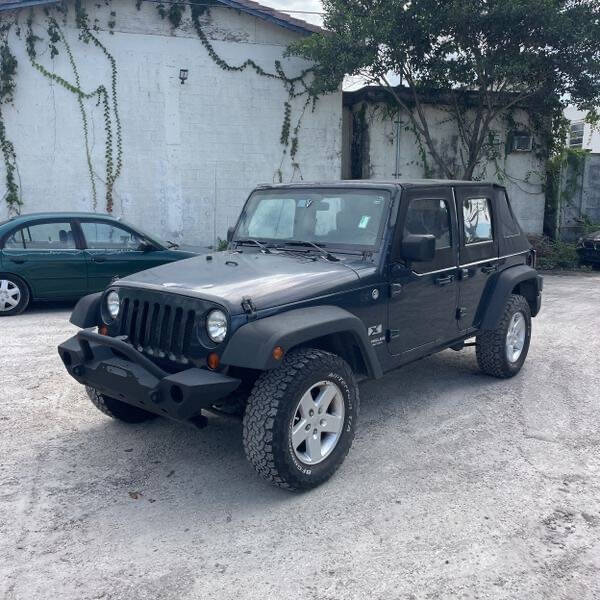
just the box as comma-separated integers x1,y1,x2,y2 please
400,234,436,262
139,240,155,252
227,226,235,243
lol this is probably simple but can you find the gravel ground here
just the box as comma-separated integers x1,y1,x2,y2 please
1,273,599,600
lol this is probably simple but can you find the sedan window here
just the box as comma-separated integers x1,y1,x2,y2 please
81,222,144,250
6,222,76,249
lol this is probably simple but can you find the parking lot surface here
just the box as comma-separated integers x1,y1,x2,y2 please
1,273,599,600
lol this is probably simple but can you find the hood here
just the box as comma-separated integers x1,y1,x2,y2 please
118,250,361,315
583,230,600,242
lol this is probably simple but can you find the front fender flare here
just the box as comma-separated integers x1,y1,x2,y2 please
70,293,102,328
221,305,383,378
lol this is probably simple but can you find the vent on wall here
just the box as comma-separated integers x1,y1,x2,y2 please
511,133,533,152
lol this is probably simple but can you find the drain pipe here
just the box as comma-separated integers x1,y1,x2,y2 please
393,118,402,179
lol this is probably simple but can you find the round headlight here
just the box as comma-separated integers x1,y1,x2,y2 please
206,309,227,343
106,291,120,320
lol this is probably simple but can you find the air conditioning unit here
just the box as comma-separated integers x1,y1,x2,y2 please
511,133,533,152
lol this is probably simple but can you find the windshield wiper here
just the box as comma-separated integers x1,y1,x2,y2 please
166,240,180,249
279,240,340,262
235,239,272,254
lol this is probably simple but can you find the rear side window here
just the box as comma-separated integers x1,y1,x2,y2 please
404,198,452,249
462,198,493,244
5,222,76,249
496,192,521,237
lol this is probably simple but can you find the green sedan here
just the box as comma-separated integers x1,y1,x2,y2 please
0,212,197,316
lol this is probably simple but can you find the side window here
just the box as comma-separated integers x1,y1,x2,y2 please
9,222,76,249
496,192,521,237
403,198,452,249
81,222,143,250
462,198,493,244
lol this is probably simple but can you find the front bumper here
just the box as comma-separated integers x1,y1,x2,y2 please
58,330,241,422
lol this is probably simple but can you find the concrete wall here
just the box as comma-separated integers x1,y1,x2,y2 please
343,102,546,234
559,153,600,240
0,0,342,245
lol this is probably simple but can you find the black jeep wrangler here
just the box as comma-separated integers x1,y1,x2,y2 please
58,181,543,490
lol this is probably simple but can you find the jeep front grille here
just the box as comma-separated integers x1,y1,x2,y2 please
118,294,198,364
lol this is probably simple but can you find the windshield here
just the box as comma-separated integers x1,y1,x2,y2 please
235,189,390,248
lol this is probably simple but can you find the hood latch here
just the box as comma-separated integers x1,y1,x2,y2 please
241,296,257,321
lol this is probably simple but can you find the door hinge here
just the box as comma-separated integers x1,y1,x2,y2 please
388,329,400,340
389,283,403,298
241,296,257,321
456,307,467,320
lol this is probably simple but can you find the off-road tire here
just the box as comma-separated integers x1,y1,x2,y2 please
0,273,30,316
243,348,359,491
476,294,531,378
86,386,157,424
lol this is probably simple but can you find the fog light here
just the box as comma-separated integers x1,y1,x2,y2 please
207,353,220,370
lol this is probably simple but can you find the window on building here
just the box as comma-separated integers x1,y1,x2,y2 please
511,132,533,152
462,198,493,244
404,198,452,249
569,121,585,148
6,222,77,249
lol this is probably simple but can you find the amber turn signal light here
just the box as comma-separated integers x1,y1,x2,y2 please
207,353,220,370
98,324,108,336
272,346,284,361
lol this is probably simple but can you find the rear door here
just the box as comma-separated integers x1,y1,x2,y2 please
78,219,172,292
455,186,499,330
387,186,459,355
1,219,87,299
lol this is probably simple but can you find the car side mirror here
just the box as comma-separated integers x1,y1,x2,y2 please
400,234,436,262
227,226,235,243
139,240,155,252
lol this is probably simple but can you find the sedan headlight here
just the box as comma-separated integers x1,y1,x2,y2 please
206,309,227,343
106,291,120,320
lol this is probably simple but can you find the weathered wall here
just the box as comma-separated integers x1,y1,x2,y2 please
0,0,342,245
559,153,600,240
342,102,546,234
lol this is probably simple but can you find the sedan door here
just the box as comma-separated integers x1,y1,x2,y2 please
78,220,174,292
1,219,87,299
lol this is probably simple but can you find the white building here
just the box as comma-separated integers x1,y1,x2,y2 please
0,0,341,244
0,0,548,239
564,106,600,153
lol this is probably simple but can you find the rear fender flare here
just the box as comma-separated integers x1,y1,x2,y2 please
221,305,383,379
479,265,542,329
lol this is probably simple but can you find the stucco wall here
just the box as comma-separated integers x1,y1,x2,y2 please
343,102,546,234
0,0,342,245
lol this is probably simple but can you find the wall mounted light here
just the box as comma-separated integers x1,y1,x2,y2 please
179,69,189,85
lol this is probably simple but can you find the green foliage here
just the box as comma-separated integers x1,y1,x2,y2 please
291,0,600,181
529,235,581,271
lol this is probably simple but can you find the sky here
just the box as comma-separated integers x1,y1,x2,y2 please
260,0,325,26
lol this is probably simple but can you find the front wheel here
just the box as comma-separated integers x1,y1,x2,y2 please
476,294,532,378
0,274,30,316
243,348,359,491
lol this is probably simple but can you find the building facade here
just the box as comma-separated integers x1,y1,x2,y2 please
0,0,342,244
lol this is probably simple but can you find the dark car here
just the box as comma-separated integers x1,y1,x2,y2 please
577,230,600,270
0,212,196,315
58,181,543,490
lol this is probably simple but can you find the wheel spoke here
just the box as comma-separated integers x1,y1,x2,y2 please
305,433,322,462
5,296,18,308
315,384,337,412
320,413,343,434
292,419,310,449
0,280,8,291
297,390,317,419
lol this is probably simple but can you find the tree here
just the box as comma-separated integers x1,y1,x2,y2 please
290,0,600,180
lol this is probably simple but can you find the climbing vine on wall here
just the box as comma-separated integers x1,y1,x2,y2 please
1,0,319,213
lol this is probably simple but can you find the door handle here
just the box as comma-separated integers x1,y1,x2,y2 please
435,274,455,286
9,258,26,264
92,256,107,263
481,265,496,274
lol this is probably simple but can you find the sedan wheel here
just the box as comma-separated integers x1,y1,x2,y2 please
0,276,29,316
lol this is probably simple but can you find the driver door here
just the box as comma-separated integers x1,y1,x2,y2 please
387,187,459,356
77,220,164,292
